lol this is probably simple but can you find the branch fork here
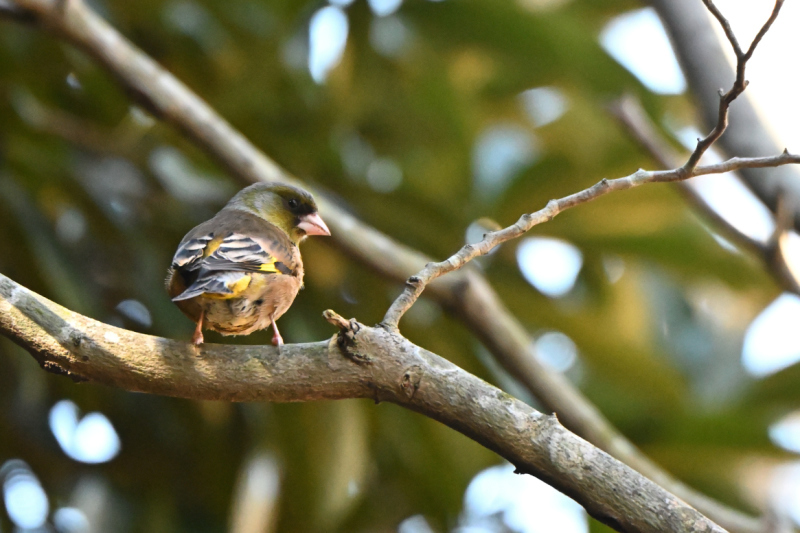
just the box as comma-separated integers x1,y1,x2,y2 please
322,309,370,364
684,0,785,171
383,0,792,330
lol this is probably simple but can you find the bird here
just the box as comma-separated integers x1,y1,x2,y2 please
166,182,330,346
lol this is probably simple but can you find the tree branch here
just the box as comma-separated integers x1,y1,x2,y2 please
0,0,36,22
651,0,800,230
382,151,800,327
0,272,727,533
683,0,783,170
609,94,800,296
0,1,772,530
382,0,791,329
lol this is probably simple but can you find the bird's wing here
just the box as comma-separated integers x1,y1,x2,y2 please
169,211,300,302
169,233,278,302
171,233,214,270
172,232,294,276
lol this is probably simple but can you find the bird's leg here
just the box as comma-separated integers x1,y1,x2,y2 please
270,313,284,347
192,310,205,345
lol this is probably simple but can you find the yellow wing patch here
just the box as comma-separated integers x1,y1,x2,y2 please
202,235,225,258
258,260,280,273
206,274,252,300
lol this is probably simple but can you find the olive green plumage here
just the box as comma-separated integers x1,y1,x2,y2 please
166,182,330,345
226,183,321,246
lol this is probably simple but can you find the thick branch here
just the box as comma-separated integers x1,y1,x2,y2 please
0,279,359,402
0,1,768,529
0,273,725,533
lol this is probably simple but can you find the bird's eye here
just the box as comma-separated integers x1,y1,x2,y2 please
288,199,299,209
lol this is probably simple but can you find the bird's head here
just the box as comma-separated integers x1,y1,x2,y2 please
226,182,331,244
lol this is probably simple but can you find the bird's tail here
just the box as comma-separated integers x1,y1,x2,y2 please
171,271,248,301
171,286,210,301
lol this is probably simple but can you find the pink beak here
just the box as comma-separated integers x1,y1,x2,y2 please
297,212,331,236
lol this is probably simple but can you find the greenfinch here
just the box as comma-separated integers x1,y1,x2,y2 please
166,183,330,346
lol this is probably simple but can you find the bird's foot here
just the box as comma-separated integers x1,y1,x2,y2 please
271,331,284,347
270,312,284,348
192,311,205,346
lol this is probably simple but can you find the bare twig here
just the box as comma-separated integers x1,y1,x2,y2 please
652,0,800,232
685,0,784,171
382,151,800,326
382,0,791,328
0,273,727,533
609,94,800,296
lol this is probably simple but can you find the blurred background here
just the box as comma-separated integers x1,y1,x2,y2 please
2,0,800,531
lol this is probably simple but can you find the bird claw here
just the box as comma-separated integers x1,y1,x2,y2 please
271,332,284,347
269,312,284,350
192,311,205,346
192,322,204,346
